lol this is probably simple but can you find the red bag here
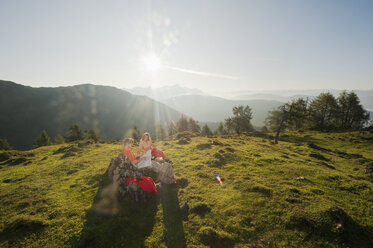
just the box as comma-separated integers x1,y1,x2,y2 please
127,176,158,194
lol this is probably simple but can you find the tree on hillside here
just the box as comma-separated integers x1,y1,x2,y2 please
67,124,84,142
265,108,283,132
155,123,166,140
87,129,100,142
260,126,269,132
130,125,141,141
265,104,293,143
188,118,201,133
337,91,369,129
36,130,51,147
216,122,227,135
0,138,12,150
176,115,189,132
201,124,213,136
168,120,177,136
54,134,65,144
225,105,254,134
286,98,309,130
308,93,339,130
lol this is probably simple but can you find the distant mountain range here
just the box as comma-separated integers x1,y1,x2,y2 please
128,86,373,126
226,89,373,111
125,85,205,102
163,95,282,127
0,81,182,150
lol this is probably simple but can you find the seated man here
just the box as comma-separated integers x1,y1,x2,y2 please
122,137,151,168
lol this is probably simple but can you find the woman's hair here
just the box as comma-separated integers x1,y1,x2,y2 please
123,137,134,145
141,132,152,142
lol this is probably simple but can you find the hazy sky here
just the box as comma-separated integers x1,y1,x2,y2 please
1,0,372,94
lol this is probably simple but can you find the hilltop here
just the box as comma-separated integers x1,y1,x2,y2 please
0,131,372,247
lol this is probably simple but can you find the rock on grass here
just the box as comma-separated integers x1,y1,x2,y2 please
190,203,211,216
198,226,234,247
196,143,211,150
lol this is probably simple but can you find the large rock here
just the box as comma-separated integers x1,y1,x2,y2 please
107,154,175,202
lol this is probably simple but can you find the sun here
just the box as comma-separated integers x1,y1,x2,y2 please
143,53,162,72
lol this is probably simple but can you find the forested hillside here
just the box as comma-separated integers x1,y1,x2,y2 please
0,81,181,150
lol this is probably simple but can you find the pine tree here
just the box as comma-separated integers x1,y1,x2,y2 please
225,105,254,134
54,134,65,144
168,120,177,137
201,124,213,136
337,91,369,129
87,129,100,142
67,124,84,142
286,98,309,130
130,126,141,141
216,122,226,135
265,108,284,132
155,123,166,140
36,130,51,147
308,93,339,130
0,138,11,150
176,115,189,132
188,118,201,133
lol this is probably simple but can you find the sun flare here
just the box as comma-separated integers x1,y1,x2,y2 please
143,53,162,72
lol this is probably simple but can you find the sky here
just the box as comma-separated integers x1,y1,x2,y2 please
0,0,372,94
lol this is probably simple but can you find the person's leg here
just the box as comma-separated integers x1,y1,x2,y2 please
138,150,152,168
151,148,167,160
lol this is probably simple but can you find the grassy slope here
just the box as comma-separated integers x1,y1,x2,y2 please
0,131,372,248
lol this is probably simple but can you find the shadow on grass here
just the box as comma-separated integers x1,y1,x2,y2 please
70,173,158,248
278,134,320,145
160,184,187,248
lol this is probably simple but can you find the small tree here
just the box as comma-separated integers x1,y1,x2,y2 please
176,115,189,132
265,108,284,132
36,130,51,147
225,105,254,134
260,126,268,132
67,124,83,142
155,123,166,140
216,122,226,135
87,129,100,142
168,120,177,136
130,125,141,141
54,134,65,144
188,118,201,133
201,124,213,136
0,138,11,150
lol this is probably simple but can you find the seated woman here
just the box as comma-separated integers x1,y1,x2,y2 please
138,132,170,162
122,137,151,168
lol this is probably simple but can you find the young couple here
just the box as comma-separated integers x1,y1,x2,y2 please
122,132,169,168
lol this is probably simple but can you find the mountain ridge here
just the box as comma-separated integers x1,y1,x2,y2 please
0,80,182,150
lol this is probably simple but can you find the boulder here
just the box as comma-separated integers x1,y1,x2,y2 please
107,154,175,202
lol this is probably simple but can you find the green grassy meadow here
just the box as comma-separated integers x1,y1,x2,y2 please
0,131,372,247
